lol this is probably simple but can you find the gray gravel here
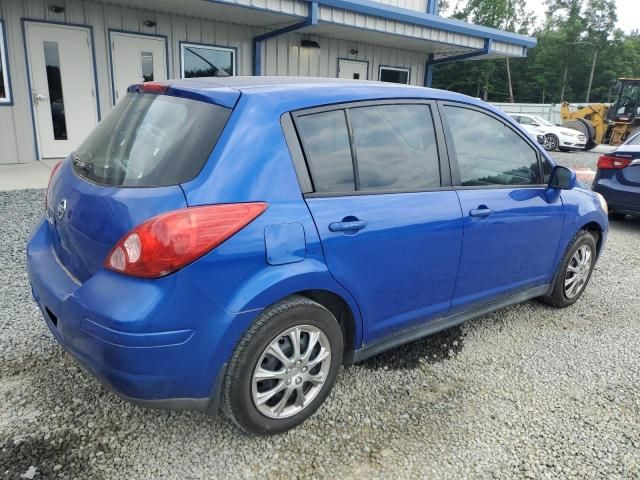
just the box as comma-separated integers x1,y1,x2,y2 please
2,183,640,479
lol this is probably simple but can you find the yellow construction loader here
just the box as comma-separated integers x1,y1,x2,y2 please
560,78,640,149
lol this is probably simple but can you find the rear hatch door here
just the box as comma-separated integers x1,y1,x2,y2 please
46,84,236,283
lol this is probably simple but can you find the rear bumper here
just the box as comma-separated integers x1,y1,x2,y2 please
27,218,250,411
593,180,640,215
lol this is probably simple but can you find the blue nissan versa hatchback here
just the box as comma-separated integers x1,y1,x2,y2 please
28,77,609,434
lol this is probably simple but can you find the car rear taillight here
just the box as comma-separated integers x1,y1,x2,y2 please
105,203,268,278
597,155,631,169
45,160,63,211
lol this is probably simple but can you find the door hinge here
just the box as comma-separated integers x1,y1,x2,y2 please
91,89,95,99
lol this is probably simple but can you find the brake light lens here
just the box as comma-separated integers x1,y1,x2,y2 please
105,203,268,278
597,155,631,169
45,160,63,211
141,82,169,94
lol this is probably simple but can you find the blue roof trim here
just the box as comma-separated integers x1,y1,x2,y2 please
312,0,537,48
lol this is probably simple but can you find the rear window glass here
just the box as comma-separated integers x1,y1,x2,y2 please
73,93,230,187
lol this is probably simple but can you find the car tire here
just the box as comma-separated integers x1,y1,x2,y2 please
544,134,559,151
540,230,597,308
609,212,626,221
222,295,343,435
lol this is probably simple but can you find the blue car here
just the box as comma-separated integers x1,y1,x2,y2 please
593,131,640,220
27,77,608,434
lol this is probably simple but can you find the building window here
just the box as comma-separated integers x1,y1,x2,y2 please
181,43,235,78
0,20,12,104
379,66,410,85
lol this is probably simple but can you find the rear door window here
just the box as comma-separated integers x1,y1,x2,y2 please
73,93,230,187
349,104,440,191
294,102,441,194
443,105,541,187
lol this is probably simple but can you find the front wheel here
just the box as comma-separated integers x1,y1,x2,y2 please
544,134,559,151
223,296,343,435
540,230,597,308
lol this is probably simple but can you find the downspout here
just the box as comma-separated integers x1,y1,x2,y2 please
426,0,439,15
253,2,319,76
424,54,434,88
424,38,493,88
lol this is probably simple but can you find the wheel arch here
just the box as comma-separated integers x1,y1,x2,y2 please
580,221,604,256
295,289,358,364
220,264,365,358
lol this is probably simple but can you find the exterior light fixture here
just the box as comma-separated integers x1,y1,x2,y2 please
300,40,320,49
350,49,359,55
144,20,157,27
49,5,65,13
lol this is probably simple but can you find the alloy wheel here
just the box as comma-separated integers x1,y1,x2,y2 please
251,325,332,419
544,134,558,151
564,245,593,299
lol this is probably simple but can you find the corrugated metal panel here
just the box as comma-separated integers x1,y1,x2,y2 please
491,40,525,57
228,0,308,17
318,5,485,50
261,32,425,85
371,0,427,13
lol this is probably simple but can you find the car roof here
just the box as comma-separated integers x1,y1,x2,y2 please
162,76,477,104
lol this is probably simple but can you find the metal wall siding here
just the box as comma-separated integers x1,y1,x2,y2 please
373,0,427,12
261,32,424,85
492,40,525,57
231,0,307,16
318,5,484,50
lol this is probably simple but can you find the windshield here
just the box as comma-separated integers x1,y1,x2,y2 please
610,81,640,120
627,132,640,145
533,116,554,127
73,93,231,187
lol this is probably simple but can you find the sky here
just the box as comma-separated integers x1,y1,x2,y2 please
445,0,638,33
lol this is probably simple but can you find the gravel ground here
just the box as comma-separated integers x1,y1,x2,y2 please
2,179,640,479
552,150,601,171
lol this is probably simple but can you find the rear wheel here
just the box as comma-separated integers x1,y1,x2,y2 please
540,230,597,308
223,296,343,435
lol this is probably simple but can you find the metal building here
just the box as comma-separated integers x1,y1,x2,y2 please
0,0,535,164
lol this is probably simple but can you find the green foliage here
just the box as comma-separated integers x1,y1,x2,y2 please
433,0,639,103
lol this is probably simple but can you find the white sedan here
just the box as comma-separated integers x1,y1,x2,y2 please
510,114,587,151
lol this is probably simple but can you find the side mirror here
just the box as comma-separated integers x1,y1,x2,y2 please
536,134,545,146
549,165,576,190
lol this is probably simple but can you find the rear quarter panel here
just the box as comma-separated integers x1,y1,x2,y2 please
179,94,364,348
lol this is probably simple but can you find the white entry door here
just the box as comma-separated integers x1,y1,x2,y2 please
338,59,368,80
110,32,166,103
25,22,98,159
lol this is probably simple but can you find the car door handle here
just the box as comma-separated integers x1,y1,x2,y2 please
469,207,493,217
329,220,367,232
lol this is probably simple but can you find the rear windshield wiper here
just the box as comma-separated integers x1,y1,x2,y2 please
72,153,92,172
